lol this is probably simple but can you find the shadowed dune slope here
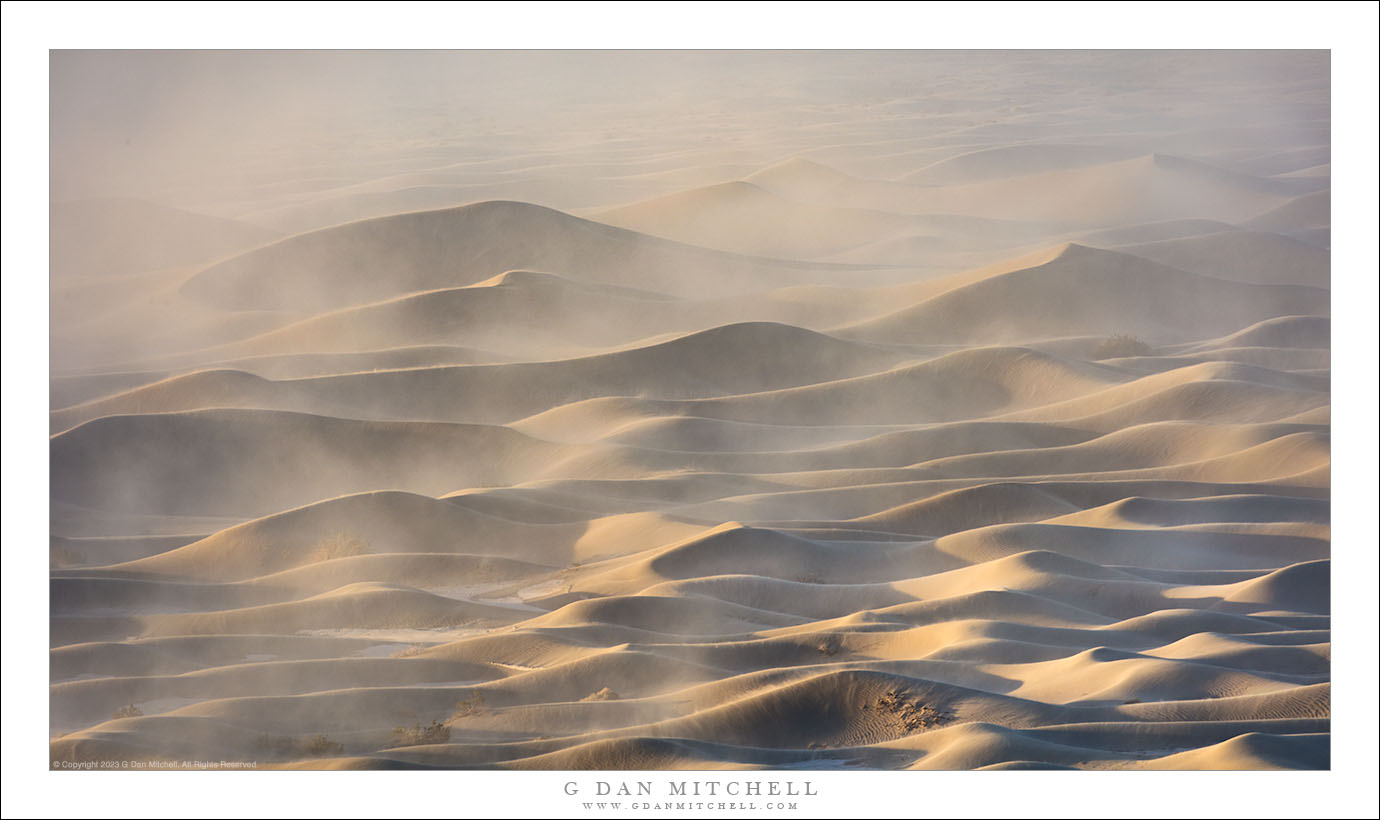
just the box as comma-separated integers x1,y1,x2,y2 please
50,322,911,433
50,409,582,517
181,201,879,312
843,244,1326,345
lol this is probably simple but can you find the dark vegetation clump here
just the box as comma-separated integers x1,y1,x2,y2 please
864,689,950,732
255,733,345,758
50,547,87,568
389,720,451,747
451,691,486,718
1093,334,1153,359
304,734,344,756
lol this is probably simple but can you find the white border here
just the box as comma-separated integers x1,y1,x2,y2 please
5,3,1378,818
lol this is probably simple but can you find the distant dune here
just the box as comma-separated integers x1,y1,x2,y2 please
1110,231,1329,286
843,243,1327,345
1243,190,1331,245
592,180,920,258
180,201,883,312
902,144,1142,185
51,198,280,279
746,154,1303,228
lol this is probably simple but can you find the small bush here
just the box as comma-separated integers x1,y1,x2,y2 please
389,720,451,747
256,733,344,758
875,689,948,732
304,734,344,756
452,691,486,718
113,704,143,719
309,531,370,562
50,547,87,568
1093,334,1152,359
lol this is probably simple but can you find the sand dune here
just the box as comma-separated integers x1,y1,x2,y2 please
1243,190,1330,241
987,360,1328,425
1112,230,1329,286
181,201,887,312
51,322,912,433
51,198,279,279
48,50,1330,773
1184,315,1330,353
1073,218,1239,247
745,157,881,200
1232,145,1330,178
98,490,581,580
523,345,1131,433
844,243,1327,345
902,144,1143,185
591,181,921,258
50,410,582,516
52,347,517,409
214,271,688,361
616,158,1082,265
749,154,1300,228
50,262,304,373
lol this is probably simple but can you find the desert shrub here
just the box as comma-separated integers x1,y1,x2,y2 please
389,720,451,747
304,734,344,756
1093,334,1152,359
113,704,143,719
580,687,620,702
451,691,486,718
309,531,370,562
872,689,948,732
256,733,344,757
50,547,87,568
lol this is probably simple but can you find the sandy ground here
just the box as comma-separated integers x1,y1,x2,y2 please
48,51,1329,770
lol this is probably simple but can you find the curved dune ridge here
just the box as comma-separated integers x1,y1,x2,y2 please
178,200,888,312
1106,231,1329,287
590,180,925,258
51,198,281,280
50,57,1329,771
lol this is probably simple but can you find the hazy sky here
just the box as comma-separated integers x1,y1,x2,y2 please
50,50,1327,215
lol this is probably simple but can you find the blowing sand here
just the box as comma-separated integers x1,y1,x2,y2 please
46,50,1331,771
